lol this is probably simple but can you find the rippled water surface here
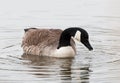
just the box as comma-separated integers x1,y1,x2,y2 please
0,0,120,83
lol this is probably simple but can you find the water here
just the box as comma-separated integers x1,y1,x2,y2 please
0,0,120,83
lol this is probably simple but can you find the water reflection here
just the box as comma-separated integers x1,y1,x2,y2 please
22,54,90,83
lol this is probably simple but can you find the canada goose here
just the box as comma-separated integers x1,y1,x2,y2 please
22,27,93,58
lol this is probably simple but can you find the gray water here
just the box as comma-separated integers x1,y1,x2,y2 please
0,0,120,83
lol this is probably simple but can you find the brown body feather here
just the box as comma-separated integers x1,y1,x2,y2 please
22,28,76,56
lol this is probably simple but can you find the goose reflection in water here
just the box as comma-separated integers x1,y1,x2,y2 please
22,54,90,83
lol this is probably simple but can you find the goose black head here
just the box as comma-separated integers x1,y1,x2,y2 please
72,27,93,51
58,27,93,51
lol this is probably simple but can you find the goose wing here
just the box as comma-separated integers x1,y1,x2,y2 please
22,28,63,48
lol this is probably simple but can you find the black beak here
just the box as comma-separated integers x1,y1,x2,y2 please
82,40,93,51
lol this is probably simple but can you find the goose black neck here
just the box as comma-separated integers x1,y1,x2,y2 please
57,30,71,49
57,27,81,49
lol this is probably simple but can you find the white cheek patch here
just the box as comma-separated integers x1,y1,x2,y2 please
74,30,81,41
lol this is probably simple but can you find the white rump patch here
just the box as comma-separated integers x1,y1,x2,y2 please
74,30,81,41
